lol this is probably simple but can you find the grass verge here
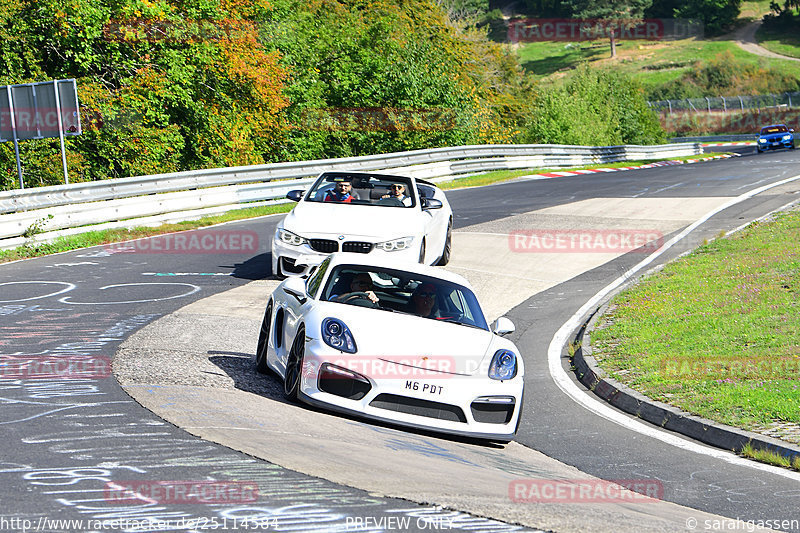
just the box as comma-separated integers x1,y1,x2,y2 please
591,208,800,447
741,443,800,471
438,154,728,190
0,203,294,263
517,38,800,95
756,24,800,60
0,154,732,264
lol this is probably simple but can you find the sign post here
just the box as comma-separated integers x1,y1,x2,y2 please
0,79,81,189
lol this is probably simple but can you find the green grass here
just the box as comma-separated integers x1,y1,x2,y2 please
0,203,294,263
741,443,800,471
518,37,800,94
756,24,800,59
739,0,774,21
591,210,800,442
1,154,728,263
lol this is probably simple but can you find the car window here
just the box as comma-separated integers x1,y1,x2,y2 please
305,256,331,298
761,125,788,134
322,265,488,330
304,173,416,208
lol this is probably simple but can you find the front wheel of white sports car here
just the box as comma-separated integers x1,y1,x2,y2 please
283,325,305,401
255,302,273,374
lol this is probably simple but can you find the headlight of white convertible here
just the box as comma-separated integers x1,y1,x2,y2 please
375,236,414,252
489,349,518,380
278,228,308,246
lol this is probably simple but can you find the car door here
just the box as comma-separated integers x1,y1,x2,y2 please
412,180,443,264
275,276,313,374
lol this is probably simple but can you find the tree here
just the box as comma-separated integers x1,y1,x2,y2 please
674,0,742,36
521,65,666,146
567,0,652,58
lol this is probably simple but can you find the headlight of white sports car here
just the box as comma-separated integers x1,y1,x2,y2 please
321,318,357,353
278,228,308,246
488,349,517,380
375,236,415,252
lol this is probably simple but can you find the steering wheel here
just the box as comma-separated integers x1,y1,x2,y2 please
341,292,380,308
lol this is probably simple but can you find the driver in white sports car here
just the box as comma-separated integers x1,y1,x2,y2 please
329,272,379,304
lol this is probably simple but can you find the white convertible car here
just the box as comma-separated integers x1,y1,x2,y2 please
271,171,453,277
255,253,524,442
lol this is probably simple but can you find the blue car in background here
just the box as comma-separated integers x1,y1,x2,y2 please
757,124,795,153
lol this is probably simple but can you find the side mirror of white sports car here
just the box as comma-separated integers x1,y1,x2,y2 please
422,198,443,210
283,276,307,303
491,317,515,337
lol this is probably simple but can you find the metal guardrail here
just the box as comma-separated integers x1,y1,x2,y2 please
0,142,701,249
670,134,756,143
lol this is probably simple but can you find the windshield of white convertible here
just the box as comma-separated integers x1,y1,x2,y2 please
322,265,488,330
303,173,415,208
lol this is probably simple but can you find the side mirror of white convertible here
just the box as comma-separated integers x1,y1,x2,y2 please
286,190,304,202
283,276,307,303
491,317,515,336
422,198,443,210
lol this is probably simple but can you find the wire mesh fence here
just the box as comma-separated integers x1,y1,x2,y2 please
649,92,800,114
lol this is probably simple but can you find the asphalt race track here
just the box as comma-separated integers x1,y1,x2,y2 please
2,145,799,532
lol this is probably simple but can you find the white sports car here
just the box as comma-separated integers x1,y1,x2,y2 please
271,171,453,277
255,253,524,442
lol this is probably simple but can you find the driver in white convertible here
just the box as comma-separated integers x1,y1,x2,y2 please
380,182,412,206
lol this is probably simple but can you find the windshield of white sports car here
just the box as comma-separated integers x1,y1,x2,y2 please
321,265,488,330
303,172,416,208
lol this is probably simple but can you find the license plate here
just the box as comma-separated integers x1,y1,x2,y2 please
404,380,444,395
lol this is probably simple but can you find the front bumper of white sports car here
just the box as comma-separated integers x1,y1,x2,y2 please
296,341,524,442
272,231,421,277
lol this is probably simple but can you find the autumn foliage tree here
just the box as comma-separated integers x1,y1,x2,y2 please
0,0,289,186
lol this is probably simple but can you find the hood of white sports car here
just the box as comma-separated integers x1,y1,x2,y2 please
285,201,422,240
314,303,500,376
